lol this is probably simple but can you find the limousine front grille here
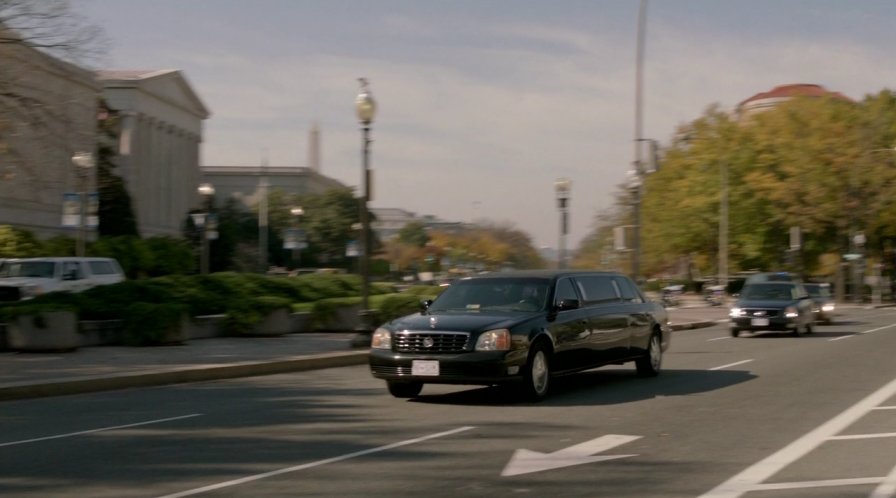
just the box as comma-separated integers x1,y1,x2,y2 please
743,308,781,318
393,331,469,353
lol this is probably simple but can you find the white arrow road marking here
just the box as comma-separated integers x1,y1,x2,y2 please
501,434,641,476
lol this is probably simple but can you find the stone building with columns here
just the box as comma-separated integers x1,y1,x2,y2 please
0,27,99,239
98,69,210,237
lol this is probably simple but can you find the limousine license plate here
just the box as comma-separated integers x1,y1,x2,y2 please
412,360,439,376
751,318,770,327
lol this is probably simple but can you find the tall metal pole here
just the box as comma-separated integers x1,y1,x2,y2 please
71,152,94,257
632,0,648,282
200,218,209,275
360,124,371,311
258,161,269,273
555,178,571,270
558,205,567,269
77,177,87,258
354,78,376,341
719,161,728,289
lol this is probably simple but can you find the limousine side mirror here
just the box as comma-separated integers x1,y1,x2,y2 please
554,298,580,311
420,299,434,310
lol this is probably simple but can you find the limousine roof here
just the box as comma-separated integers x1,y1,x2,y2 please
463,270,624,280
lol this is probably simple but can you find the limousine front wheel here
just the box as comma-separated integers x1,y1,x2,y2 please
520,343,551,401
636,332,662,377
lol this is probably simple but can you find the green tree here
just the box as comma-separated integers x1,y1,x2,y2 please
96,99,138,237
628,90,896,281
0,225,42,257
397,221,429,248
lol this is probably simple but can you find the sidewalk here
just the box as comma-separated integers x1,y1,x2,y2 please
0,307,726,402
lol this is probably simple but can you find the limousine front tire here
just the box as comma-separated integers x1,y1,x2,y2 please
388,381,423,398
636,332,662,377
519,343,551,401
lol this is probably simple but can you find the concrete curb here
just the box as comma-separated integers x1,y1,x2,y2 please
0,350,370,402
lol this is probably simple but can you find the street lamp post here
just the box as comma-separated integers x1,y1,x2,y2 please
258,163,269,274
71,152,95,257
554,178,571,269
719,160,728,289
355,77,376,332
290,206,304,269
195,183,215,275
627,169,643,279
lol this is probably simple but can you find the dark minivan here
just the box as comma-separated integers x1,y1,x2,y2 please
368,270,671,400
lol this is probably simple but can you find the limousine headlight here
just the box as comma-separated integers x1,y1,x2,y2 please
784,306,799,319
475,329,510,351
729,307,744,318
371,328,392,349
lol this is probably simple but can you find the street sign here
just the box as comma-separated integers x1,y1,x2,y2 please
843,253,862,261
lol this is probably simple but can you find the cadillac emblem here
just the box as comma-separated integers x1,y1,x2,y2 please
423,336,435,348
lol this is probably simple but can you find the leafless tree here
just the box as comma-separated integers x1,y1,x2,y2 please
0,0,108,65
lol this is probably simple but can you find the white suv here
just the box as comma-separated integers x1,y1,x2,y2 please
0,257,125,301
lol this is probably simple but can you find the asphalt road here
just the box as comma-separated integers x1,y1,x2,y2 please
2,306,896,498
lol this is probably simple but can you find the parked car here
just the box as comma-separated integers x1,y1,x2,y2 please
368,270,671,401
729,281,814,337
0,257,125,301
803,282,835,324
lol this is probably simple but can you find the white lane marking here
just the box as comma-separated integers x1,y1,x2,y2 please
829,334,854,342
876,406,896,410
699,376,896,498
156,426,476,498
752,477,883,491
862,324,896,335
830,323,896,341
501,434,640,476
0,414,203,447
708,336,731,342
870,460,896,498
829,432,896,441
709,360,753,371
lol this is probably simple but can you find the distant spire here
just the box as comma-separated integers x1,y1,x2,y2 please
309,123,320,173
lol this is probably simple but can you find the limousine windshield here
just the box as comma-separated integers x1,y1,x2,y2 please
428,278,550,312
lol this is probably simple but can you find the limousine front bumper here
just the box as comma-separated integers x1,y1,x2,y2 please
369,348,530,386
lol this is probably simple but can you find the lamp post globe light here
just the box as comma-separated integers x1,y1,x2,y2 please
554,178,571,269
355,77,376,334
71,151,95,257
195,183,215,275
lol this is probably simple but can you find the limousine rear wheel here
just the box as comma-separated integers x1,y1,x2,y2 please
520,343,551,401
387,381,423,398
636,332,662,377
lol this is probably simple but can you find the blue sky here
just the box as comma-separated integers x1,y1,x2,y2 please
73,0,896,251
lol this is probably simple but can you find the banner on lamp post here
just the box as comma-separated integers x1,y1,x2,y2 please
61,193,79,227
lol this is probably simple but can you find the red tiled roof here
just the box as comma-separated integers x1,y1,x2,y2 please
739,83,853,107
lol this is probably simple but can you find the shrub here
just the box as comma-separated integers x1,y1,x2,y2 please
225,295,293,335
371,293,426,323
121,302,188,346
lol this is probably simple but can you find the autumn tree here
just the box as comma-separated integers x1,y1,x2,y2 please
629,90,896,281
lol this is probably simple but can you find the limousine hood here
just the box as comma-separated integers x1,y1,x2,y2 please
389,311,535,332
735,299,799,309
